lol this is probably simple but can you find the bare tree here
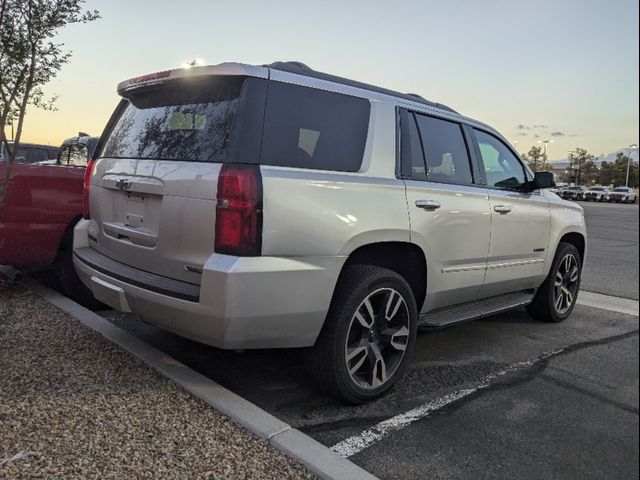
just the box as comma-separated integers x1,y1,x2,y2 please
567,147,596,186
520,145,545,172
0,0,99,204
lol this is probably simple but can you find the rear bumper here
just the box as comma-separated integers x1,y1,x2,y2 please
72,220,344,349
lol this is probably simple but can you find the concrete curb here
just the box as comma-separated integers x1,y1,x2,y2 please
26,279,377,480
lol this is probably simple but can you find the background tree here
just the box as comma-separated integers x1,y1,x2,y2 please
608,152,639,187
599,161,615,186
520,145,545,172
567,148,597,186
0,0,99,204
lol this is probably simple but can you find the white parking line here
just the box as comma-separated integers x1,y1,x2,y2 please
577,291,639,316
331,349,564,458
332,291,639,459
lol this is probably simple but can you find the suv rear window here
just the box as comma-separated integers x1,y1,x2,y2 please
100,77,245,162
260,82,370,172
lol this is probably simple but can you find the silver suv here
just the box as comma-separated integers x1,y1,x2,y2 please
73,61,587,403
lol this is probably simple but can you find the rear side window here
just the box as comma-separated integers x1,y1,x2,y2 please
100,77,245,162
414,114,473,185
400,112,427,180
260,82,370,172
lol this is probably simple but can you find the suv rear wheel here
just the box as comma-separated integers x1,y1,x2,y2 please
310,265,417,404
527,242,582,323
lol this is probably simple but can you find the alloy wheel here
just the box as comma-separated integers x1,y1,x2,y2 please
344,288,410,390
553,253,579,315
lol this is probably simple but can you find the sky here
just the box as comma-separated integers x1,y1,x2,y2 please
13,0,640,162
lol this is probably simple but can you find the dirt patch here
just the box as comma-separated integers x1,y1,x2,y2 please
0,284,315,479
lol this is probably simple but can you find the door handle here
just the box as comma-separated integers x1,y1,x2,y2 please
494,204,512,214
415,199,441,211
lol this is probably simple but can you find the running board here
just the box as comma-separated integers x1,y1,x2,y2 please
419,291,535,330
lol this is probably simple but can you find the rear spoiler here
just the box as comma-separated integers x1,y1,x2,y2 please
116,62,268,95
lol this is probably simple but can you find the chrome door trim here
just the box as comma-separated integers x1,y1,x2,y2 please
441,264,486,273
486,258,545,270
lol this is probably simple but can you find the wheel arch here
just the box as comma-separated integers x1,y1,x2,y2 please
338,241,427,312
559,231,586,266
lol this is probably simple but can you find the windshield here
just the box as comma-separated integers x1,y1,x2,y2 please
590,188,605,191
100,77,244,162
613,188,629,192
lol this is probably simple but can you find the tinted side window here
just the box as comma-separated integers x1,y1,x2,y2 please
400,111,427,180
260,82,370,172
414,114,473,185
474,129,526,189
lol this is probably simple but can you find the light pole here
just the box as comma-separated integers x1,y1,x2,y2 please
626,144,637,187
568,150,579,186
538,139,554,169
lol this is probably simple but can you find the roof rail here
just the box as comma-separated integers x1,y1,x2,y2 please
264,61,458,114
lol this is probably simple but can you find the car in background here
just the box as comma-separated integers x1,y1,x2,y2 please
583,186,610,202
0,141,59,164
58,134,99,166
561,186,585,201
608,187,637,204
0,136,97,305
550,182,567,195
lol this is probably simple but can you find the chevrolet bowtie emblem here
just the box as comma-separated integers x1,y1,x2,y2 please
115,178,132,191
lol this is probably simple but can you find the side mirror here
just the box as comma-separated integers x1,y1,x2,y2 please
534,171,555,189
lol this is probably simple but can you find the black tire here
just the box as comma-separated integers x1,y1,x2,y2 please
54,236,105,310
308,265,418,404
527,242,582,323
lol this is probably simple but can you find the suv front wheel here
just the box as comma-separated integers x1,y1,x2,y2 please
527,242,582,323
310,265,417,404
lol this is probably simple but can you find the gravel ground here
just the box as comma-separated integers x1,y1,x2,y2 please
0,283,315,479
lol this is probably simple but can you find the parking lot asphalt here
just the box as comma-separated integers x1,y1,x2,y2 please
95,200,640,479
579,202,639,300
100,305,638,479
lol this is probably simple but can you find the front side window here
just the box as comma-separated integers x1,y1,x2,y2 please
260,82,370,172
414,114,473,185
474,129,526,189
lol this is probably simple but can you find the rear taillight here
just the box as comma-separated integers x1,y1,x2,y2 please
83,159,96,219
214,164,262,256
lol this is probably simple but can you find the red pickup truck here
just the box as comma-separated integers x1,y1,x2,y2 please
1,137,98,301
0,160,81,265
